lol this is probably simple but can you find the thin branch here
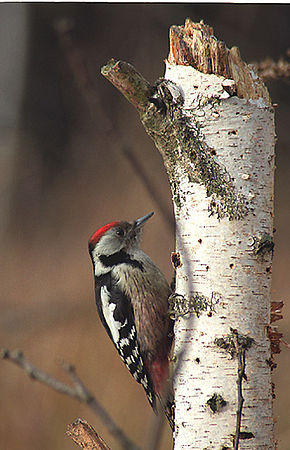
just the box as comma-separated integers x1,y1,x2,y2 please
101,59,152,113
1,349,140,450
67,418,110,450
281,339,290,350
1,349,79,397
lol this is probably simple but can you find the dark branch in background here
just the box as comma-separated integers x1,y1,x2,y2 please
53,21,173,231
254,50,290,81
53,17,112,130
0,349,140,450
121,146,174,230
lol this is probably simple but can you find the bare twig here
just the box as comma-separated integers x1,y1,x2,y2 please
67,418,110,450
1,349,140,450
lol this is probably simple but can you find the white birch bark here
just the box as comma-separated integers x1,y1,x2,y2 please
165,64,275,448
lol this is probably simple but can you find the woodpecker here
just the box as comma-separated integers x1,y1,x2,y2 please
88,212,173,416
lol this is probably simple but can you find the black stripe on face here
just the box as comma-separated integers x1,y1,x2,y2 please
99,251,144,271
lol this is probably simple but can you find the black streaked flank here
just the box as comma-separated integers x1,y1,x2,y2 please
93,271,156,410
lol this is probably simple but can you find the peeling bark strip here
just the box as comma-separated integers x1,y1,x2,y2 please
101,18,275,450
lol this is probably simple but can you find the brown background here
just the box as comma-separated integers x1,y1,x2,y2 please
0,4,289,450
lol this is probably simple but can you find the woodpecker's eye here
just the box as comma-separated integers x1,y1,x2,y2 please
116,228,124,238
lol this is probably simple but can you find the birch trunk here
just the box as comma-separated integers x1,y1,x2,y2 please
166,21,275,449
101,18,276,450
165,29,274,449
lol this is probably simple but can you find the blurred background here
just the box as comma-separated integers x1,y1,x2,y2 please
0,4,289,450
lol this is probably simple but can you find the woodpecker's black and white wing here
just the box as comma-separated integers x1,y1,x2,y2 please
94,272,156,410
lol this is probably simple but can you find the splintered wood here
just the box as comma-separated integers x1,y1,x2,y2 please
168,18,270,103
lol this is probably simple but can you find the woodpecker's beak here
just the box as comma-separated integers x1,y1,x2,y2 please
134,212,154,229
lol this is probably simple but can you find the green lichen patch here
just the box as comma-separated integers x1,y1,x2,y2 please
252,233,274,256
207,393,227,413
168,291,221,319
140,79,248,220
215,329,254,357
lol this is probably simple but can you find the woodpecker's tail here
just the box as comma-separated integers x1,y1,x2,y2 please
146,354,175,429
157,391,175,430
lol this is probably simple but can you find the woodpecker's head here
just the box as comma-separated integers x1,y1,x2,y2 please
88,212,154,257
